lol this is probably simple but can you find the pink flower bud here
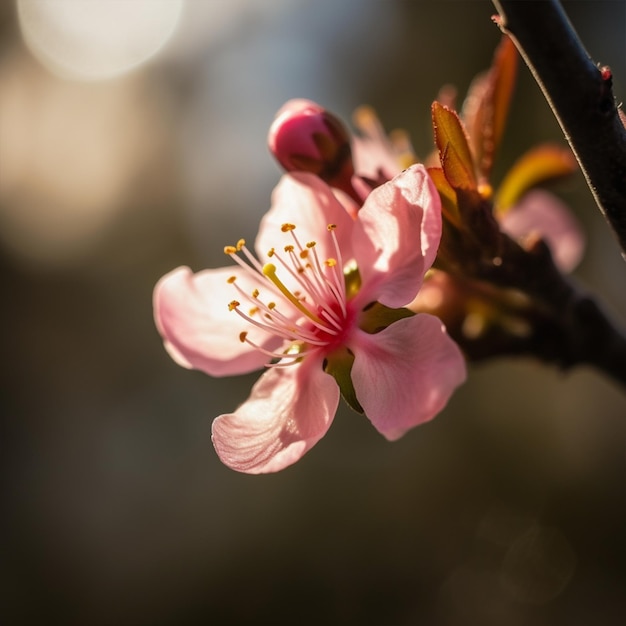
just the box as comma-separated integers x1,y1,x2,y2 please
268,99,356,192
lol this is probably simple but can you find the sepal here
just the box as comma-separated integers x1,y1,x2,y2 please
324,347,364,414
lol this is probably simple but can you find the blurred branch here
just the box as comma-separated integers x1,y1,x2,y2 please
478,236,626,388
492,0,626,260
428,229,626,389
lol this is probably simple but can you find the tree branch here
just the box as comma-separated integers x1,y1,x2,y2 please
426,230,626,389
479,236,626,388
491,0,626,259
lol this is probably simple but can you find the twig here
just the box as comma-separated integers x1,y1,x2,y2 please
481,236,626,388
491,0,626,259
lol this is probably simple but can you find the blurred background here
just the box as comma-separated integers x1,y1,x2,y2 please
1,1,625,624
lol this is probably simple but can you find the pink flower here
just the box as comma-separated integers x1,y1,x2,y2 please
349,104,585,273
268,99,353,179
493,145,586,273
267,99,359,206
497,189,585,273
154,164,466,473
351,105,417,186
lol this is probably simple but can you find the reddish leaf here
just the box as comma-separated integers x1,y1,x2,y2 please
462,36,519,180
462,71,490,173
432,102,477,192
427,167,462,227
490,36,519,162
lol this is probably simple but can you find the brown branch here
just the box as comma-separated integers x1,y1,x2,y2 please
492,0,626,260
428,188,626,388
429,225,626,389
478,236,626,388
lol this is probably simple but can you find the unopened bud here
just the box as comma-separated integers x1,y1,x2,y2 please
268,99,356,194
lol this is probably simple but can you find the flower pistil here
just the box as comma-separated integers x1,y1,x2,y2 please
224,222,355,368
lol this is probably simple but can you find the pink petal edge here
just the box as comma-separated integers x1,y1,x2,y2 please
256,172,356,263
498,189,585,273
352,164,442,309
154,266,278,377
349,314,466,440
211,356,340,474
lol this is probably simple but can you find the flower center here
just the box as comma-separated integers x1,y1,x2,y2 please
225,222,353,367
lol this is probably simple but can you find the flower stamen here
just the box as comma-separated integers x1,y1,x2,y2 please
228,279,331,346
272,237,344,330
238,330,306,365
263,262,324,324
225,220,353,365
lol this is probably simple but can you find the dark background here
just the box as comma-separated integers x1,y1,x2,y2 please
1,1,625,624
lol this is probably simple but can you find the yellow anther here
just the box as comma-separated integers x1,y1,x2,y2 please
478,183,493,200
284,245,294,253
325,258,337,267
281,223,296,232
327,224,337,231
224,245,237,255
268,302,276,310
239,331,248,342
227,275,237,283
228,300,240,311
252,288,259,298
267,248,275,257
353,105,377,132
236,238,246,250
306,241,316,248
248,307,259,316
299,250,309,259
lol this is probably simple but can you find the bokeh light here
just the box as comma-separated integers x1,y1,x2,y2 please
0,53,171,265
17,0,182,81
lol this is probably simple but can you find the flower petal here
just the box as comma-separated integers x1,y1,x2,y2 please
255,172,356,265
349,314,466,440
211,357,339,473
352,164,442,308
498,189,585,272
154,266,282,377
351,105,404,183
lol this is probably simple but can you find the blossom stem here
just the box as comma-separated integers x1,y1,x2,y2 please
491,0,626,260
458,236,626,389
